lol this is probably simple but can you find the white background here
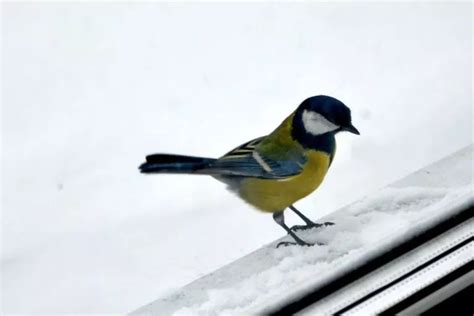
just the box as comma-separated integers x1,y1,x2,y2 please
2,2,472,313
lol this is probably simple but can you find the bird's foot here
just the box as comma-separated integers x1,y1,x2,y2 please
276,240,327,248
277,240,313,248
290,221,335,232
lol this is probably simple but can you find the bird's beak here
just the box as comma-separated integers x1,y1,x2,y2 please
343,124,360,135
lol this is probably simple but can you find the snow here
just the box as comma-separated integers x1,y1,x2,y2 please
2,2,473,314
134,146,473,315
170,185,471,316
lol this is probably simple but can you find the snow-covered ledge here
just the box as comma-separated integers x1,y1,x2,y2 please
130,145,473,315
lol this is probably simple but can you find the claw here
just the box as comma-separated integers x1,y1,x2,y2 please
276,240,326,248
277,241,298,248
277,240,314,248
290,221,335,232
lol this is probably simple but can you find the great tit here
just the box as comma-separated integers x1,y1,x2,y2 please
139,95,359,247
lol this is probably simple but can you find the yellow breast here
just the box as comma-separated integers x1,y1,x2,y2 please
238,150,331,212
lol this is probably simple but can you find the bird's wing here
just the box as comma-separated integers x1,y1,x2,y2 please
203,137,306,179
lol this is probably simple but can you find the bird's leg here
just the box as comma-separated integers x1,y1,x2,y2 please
289,205,335,232
273,211,314,248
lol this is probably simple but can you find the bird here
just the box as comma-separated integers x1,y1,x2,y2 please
139,95,359,247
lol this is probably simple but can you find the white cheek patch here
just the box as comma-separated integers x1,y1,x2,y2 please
302,110,339,135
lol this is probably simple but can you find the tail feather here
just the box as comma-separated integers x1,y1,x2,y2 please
139,154,217,174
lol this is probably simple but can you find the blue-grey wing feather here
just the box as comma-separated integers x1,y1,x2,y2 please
201,137,305,179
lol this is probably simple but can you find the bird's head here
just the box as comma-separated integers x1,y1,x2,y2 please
293,95,359,137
